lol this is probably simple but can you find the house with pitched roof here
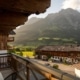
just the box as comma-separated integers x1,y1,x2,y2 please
35,45,80,63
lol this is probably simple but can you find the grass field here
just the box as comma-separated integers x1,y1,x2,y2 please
23,51,35,57
16,51,35,58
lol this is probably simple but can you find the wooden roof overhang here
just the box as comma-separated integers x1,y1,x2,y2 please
0,0,51,33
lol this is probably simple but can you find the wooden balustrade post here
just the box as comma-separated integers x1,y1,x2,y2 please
14,60,18,71
26,62,30,80
11,56,18,72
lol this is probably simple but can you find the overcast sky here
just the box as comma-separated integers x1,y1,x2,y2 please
29,0,80,19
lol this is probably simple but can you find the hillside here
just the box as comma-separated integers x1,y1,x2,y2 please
14,8,80,46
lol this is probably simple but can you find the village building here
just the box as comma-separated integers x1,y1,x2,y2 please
35,45,80,63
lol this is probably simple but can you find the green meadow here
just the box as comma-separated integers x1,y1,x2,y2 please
22,51,35,57
15,51,35,58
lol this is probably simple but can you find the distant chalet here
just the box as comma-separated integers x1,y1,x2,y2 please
35,45,80,58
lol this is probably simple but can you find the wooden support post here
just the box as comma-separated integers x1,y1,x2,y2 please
0,33,8,50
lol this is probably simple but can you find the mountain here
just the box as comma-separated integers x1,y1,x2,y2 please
14,8,80,46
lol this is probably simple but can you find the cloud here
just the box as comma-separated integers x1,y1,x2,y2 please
62,0,80,10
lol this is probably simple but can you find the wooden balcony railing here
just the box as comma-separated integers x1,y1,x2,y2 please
0,53,11,69
0,53,80,80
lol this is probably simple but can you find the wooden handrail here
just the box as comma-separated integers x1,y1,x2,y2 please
11,53,80,80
